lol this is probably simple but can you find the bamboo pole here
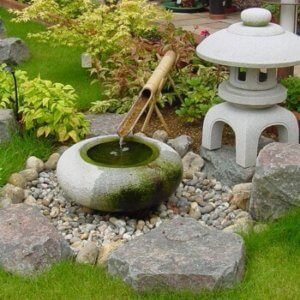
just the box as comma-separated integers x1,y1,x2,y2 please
117,50,176,138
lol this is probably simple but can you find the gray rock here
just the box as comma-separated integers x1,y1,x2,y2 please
0,109,17,143
152,130,168,143
189,202,201,220
0,183,24,203
200,204,215,214
44,153,60,170
19,169,38,181
182,151,204,175
168,135,193,157
7,173,26,188
200,146,255,187
108,217,245,292
0,38,29,65
231,183,252,211
85,113,124,137
24,195,37,206
0,19,6,39
25,156,44,173
249,143,300,221
76,241,98,265
0,204,72,276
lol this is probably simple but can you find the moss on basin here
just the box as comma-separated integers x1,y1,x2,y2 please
91,160,183,212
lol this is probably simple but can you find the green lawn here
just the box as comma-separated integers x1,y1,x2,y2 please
0,208,299,300
0,8,101,111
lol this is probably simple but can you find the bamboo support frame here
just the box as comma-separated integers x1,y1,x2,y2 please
117,50,176,138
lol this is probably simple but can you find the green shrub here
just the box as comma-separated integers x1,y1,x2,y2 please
162,62,228,122
13,0,197,113
281,76,300,113
0,65,89,142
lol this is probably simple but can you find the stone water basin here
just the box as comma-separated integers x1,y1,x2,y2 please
57,135,183,212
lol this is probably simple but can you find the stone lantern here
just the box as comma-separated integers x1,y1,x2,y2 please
196,8,300,168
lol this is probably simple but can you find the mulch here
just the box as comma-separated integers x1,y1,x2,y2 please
134,106,237,152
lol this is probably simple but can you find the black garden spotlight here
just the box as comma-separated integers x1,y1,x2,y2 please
4,65,20,121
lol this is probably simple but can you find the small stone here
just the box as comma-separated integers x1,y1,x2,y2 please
76,241,98,265
80,232,89,240
19,169,38,182
214,183,222,191
150,216,159,225
97,240,124,267
8,173,26,188
57,146,69,155
24,195,37,206
224,216,253,234
50,207,60,218
182,152,204,174
25,156,44,173
136,220,145,231
204,191,215,201
200,204,215,214
167,135,193,157
152,130,168,143
189,202,201,220
231,183,252,210
44,153,60,170
1,184,24,204
42,198,51,207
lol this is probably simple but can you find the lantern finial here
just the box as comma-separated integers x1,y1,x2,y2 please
241,8,272,27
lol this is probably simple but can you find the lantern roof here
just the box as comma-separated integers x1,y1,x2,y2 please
196,8,300,68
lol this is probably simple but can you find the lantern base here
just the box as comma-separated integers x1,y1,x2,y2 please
202,102,299,168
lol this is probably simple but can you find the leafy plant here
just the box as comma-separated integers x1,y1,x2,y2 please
281,76,300,113
162,61,228,122
0,65,89,142
13,0,198,113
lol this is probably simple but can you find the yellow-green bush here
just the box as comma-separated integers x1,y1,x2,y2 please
0,65,89,142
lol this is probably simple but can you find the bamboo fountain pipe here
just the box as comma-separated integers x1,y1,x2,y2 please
117,50,177,138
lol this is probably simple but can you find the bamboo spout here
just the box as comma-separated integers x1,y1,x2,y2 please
117,50,176,138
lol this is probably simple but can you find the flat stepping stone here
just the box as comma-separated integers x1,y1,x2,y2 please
0,204,72,276
85,113,124,137
108,217,245,292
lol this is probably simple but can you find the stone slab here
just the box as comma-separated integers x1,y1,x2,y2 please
85,113,125,137
108,217,245,292
200,145,256,187
0,109,17,143
0,204,72,276
250,142,300,221
200,137,274,187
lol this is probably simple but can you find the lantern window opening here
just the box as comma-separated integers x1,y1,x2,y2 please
258,68,268,83
237,67,247,82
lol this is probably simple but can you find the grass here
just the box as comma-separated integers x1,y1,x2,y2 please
0,132,53,186
0,8,101,110
0,208,299,299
